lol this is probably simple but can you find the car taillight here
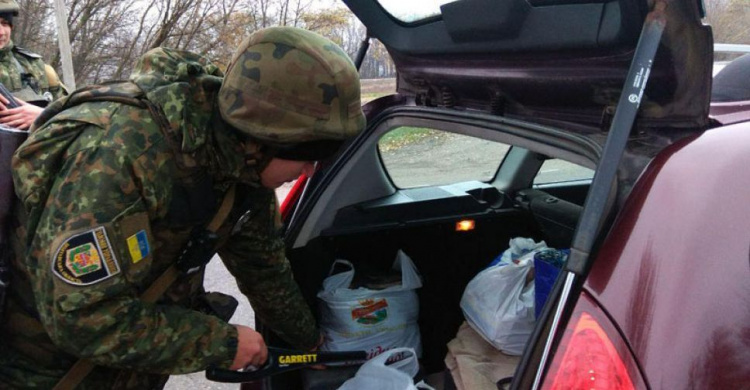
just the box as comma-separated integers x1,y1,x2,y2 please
541,292,646,390
279,174,308,221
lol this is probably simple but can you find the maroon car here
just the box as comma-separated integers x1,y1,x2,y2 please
215,0,750,389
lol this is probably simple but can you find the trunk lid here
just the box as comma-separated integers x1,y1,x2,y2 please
344,0,713,130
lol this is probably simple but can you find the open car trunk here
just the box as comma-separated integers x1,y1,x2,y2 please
290,187,581,365
233,1,716,388
255,101,603,389
275,188,582,388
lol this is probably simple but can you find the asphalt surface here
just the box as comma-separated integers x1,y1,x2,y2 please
381,132,592,188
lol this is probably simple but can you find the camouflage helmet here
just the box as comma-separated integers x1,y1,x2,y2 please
218,26,365,160
0,0,19,16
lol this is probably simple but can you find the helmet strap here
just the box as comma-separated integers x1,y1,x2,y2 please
242,139,276,177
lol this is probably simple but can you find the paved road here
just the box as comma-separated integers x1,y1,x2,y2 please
382,132,592,188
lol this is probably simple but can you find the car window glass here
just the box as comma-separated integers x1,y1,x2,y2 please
376,0,455,23
534,159,594,185
378,127,510,188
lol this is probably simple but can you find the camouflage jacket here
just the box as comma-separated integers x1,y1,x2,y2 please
0,48,319,389
0,41,66,104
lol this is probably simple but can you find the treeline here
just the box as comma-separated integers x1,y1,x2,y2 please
12,0,396,88
12,0,747,88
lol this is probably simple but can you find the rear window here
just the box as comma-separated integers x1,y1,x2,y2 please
533,159,594,185
378,126,510,188
376,0,455,23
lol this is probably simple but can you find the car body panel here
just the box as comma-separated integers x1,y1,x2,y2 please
710,100,750,125
585,122,750,388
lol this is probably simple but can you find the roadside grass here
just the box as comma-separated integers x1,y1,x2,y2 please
359,78,445,151
379,127,444,152
361,92,386,103
361,77,396,104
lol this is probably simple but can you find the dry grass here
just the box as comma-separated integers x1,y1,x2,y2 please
361,78,396,103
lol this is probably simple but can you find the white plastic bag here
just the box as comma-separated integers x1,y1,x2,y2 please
496,237,548,266
338,348,434,390
460,253,537,355
318,250,422,359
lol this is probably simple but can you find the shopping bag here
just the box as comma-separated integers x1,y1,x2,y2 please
318,250,422,359
338,348,433,390
460,254,535,355
488,237,548,267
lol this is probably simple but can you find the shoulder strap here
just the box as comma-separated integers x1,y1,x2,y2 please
33,81,149,130
52,184,237,390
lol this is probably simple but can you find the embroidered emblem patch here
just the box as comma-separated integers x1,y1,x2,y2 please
52,227,120,286
66,243,102,276
126,230,150,264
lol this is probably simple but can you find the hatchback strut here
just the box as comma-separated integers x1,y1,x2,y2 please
524,3,668,389
354,31,371,70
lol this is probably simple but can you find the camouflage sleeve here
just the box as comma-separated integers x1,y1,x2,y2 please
218,187,320,350
16,119,237,374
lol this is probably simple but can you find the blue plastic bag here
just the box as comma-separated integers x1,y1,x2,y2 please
533,249,569,318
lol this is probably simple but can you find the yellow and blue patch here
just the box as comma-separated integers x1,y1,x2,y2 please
126,230,150,264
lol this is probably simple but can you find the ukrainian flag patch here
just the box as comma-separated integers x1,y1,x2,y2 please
126,230,150,264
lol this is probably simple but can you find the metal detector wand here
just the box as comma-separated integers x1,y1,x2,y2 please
206,347,368,383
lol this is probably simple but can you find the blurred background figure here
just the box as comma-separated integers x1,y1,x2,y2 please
0,0,66,129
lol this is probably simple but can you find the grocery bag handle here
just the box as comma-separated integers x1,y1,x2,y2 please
206,347,368,383
327,259,354,276
367,347,420,378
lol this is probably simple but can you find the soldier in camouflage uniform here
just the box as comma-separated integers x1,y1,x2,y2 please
0,0,67,129
0,26,365,388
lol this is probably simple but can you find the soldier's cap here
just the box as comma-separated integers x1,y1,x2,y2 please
219,26,366,161
0,13,13,25
0,0,19,18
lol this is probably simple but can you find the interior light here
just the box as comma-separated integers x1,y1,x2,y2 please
455,219,475,231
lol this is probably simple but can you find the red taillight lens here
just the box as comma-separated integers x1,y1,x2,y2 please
542,293,646,390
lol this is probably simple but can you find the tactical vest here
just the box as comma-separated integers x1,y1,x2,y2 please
0,45,62,104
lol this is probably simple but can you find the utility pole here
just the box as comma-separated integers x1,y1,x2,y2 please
53,0,76,90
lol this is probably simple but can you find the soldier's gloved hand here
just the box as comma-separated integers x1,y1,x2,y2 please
229,325,268,370
309,332,326,370
0,98,43,130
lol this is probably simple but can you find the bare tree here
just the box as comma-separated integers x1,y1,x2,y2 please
13,1,397,86
13,0,56,58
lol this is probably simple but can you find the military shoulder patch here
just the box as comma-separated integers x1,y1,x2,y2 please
52,227,121,286
126,229,150,264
